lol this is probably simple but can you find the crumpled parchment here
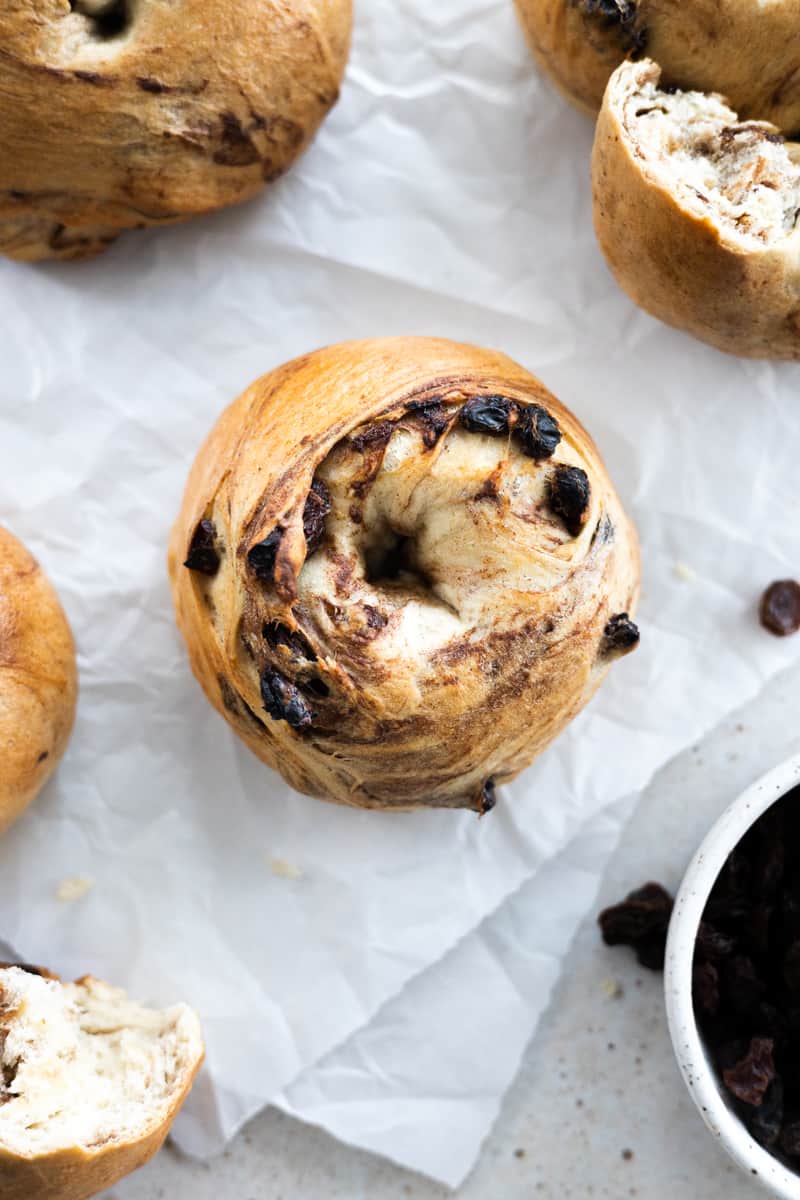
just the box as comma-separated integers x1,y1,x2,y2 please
2,0,800,1189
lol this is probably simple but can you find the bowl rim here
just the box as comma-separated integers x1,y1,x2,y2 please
664,752,800,1199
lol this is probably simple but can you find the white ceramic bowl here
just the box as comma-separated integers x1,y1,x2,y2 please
665,753,800,1199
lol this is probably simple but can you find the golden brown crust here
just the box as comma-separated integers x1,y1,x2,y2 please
168,337,640,812
592,60,800,359
0,970,203,1200
516,0,800,135
0,0,353,261
0,527,77,835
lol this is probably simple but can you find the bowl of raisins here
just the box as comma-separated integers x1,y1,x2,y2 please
665,753,800,1197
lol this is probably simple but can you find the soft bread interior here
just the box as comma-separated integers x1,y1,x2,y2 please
624,72,800,244
0,967,202,1157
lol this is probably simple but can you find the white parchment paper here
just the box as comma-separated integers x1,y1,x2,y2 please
2,0,800,1187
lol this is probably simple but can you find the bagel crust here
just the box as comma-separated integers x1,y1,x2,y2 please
0,527,77,835
516,0,800,135
593,60,800,359
168,337,640,813
0,0,353,261
0,965,203,1200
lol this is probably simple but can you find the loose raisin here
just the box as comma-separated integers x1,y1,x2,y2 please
184,518,221,576
260,668,313,729
760,580,800,637
598,883,673,955
548,465,591,537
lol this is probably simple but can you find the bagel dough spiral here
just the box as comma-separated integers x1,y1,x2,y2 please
169,338,640,813
0,527,77,835
0,0,352,261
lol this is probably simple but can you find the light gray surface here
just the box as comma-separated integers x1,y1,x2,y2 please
108,659,800,1199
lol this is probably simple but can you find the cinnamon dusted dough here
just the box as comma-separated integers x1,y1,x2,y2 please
0,964,203,1200
0,0,352,261
168,337,640,813
593,60,800,358
515,0,800,134
0,527,77,835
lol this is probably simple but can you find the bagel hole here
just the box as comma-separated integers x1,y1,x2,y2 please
69,0,132,39
363,529,458,616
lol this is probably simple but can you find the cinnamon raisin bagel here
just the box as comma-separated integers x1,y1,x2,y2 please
0,527,77,835
0,963,203,1200
0,0,352,261
593,60,800,358
516,0,800,135
168,338,640,813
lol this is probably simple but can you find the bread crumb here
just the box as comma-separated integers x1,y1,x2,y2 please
673,561,696,583
267,857,303,880
602,978,624,999
56,876,94,903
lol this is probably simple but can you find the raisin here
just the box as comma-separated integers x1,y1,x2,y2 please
695,922,736,962
260,668,313,729
723,1037,776,1106
760,580,800,637
782,1117,800,1157
460,396,514,436
184,518,220,576
635,935,667,971
548,465,591,537
598,882,673,960
407,399,452,447
248,529,282,581
693,962,720,1018
748,1077,784,1148
263,622,317,661
479,779,497,816
723,956,766,1019
514,404,562,461
602,613,640,656
785,941,800,992
303,479,331,555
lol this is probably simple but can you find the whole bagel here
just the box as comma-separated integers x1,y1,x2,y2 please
0,0,352,261
516,0,800,135
0,527,77,834
168,337,640,813
593,60,800,359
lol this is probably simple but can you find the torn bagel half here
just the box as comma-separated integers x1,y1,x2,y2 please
593,59,800,359
168,337,640,813
0,963,203,1200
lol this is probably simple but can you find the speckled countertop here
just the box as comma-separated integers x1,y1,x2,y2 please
110,661,800,1200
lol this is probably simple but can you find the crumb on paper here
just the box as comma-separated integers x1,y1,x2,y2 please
602,977,624,999
267,857,303,880
56,875,94,902
673,561,696,583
